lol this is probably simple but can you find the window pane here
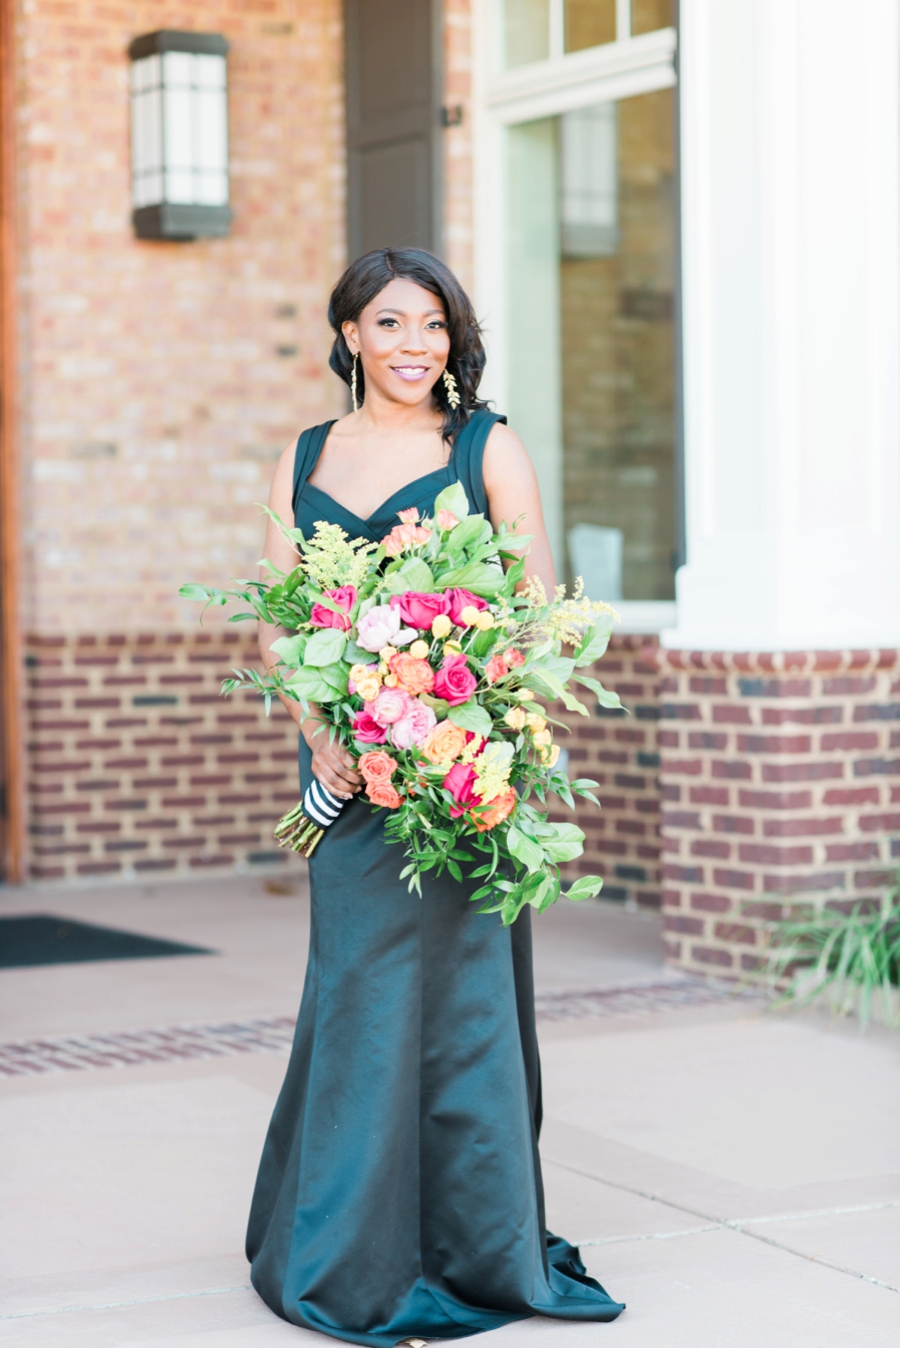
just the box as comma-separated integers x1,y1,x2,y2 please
165,86,193,172
631,0,674,35
196,87,227,173
162,50,193,88
560,104,618,256
504,0,550,68
561,88,676,600
195,53,226,89
504,89,676,599
564,0,616,53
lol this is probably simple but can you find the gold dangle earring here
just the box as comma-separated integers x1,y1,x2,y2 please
442,367,460,409
351,353,359,412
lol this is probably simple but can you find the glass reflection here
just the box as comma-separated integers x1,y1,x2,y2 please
504,0,550,68
564,0,616,52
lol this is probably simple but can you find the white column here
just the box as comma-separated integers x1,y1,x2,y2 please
665,0,900,650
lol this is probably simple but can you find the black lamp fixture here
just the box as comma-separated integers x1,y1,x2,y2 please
128,30,232,241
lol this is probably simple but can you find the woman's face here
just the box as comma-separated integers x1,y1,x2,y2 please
342,277,450,410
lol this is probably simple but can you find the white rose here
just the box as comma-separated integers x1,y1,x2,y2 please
355,605,416,653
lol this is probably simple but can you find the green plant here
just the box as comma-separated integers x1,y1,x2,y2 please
763,886,900,1028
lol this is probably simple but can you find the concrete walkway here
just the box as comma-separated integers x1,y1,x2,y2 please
1,874,898,1346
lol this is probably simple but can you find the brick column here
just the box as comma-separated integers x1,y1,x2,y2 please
657,649,900,976
554,634,662,910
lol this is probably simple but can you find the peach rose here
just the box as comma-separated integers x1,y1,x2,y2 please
471,788,516,833
436,509,459,530
485,654,509,684
390,652,435,696
357,750,398,785
366,780,403,809
504,648,525,667
382,521,432,556
420,720,468,766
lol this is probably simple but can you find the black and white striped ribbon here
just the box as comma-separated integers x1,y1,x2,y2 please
303,779,347,828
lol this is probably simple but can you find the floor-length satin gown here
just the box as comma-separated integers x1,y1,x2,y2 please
246,410,625,1345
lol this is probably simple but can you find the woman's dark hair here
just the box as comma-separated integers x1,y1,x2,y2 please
328,248,489,442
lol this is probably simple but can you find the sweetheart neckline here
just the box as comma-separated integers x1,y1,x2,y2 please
301,464,454,528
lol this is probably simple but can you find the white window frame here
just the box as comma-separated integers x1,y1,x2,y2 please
470,1,678,629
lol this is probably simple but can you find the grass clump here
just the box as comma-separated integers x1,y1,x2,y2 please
764,887,900,1029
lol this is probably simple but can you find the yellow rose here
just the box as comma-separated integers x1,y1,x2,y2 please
474,610,494,631
431,614,452,639
504,705,527,731
349,664,370,683
355,675,381,702
409,639,430,659
516,689,535,701
546,744,561,768
526,712,547,732
383,673,399,688
459,605,481,627
533,728,552,749
379,645,398,662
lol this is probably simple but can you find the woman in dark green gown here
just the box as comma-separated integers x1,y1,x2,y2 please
246,249,624,1346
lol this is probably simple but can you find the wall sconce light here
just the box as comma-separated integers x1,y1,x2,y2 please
128,29,232,241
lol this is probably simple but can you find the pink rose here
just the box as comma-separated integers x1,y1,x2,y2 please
443,762,479,818
352,709,388,743
504,648,525,668
433,653,478,706
310,584,357,631
390,699,437,750
390,590,451,630
485,654,509,684
397,507,421,523
369,686,412,727
446,588,488,626
437,509,459,530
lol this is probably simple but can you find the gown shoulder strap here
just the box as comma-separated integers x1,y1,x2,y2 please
292,421,335,520
451,409,507,517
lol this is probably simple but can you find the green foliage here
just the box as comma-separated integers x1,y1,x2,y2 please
182,488,616,925
763,888,900,1028
303,628,347,666
447,700,493,737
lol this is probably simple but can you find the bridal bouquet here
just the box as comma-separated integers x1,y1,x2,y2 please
180,482,621,925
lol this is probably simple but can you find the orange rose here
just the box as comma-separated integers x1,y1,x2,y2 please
471,788,516,832
366,781,403,809
420,720,468,766
390,652,435,696
357,750,398,784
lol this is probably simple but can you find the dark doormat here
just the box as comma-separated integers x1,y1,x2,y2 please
0,914,214,969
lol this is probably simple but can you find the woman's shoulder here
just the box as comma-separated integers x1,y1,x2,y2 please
481,416,527,462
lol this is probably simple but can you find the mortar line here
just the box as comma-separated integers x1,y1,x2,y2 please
545,1155,900,1293
0,1284,253,1323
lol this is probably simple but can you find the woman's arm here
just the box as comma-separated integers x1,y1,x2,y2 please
260,444,362,798
482,422,557,594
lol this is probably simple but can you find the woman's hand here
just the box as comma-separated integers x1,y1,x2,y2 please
303,718,362,799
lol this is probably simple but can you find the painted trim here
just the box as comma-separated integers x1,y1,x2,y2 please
486,26,676,123
0,0,24,881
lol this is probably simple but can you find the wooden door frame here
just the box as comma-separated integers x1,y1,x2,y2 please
0,0,24,883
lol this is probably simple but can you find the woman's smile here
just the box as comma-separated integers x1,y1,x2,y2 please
390,364,430,381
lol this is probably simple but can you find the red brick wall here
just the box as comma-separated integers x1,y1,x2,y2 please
26,631,302,882
17,0,345,637
26,628,664,895
554,635,662,909
657,649,900,976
